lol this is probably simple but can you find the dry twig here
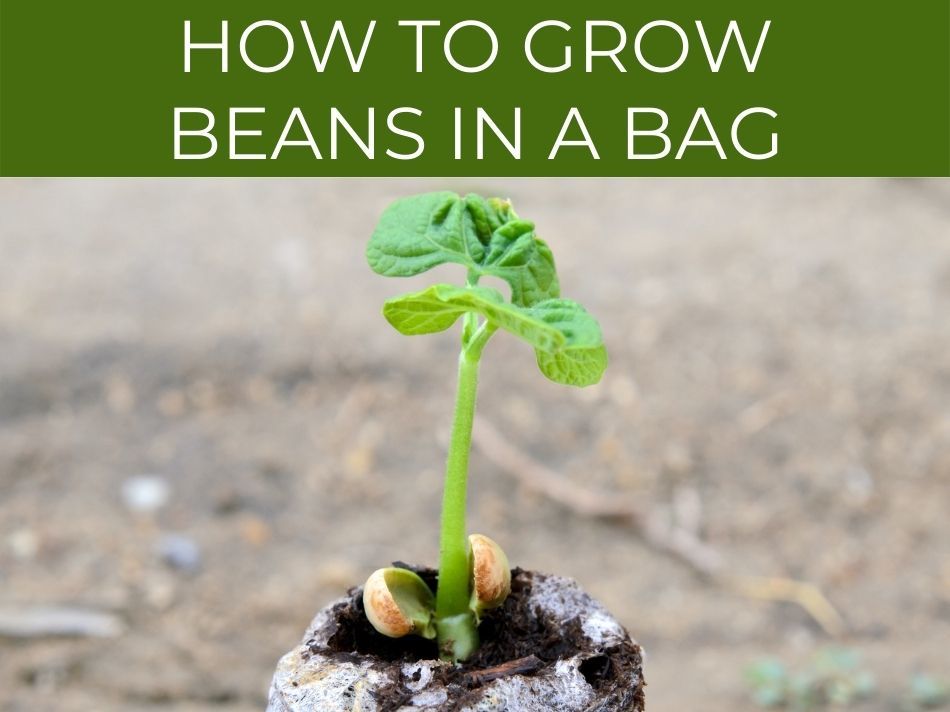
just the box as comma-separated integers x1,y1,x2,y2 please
473,417,723,577
722,574,847,638
472,416,845,637
463,655,543,687
0,606,124,639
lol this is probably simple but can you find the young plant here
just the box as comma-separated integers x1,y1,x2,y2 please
744,648,877,710
361,191,607,662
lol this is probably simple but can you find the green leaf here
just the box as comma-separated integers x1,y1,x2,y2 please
812,647,860,674
381,286,472,337
909,673,949,707
367,192,560,306
745,659,788,686
383,287,607,387
532,299,608,387
367,192,481,278
383,285,565,352
752,685,787,709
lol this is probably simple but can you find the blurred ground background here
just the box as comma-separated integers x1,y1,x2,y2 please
0,179,948,712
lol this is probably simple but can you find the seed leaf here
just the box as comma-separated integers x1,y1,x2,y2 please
367,192,560,307
382,567,436,640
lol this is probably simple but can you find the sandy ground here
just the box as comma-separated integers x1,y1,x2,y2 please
0,179,948,711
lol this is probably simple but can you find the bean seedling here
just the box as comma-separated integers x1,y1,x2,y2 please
361,191,608,662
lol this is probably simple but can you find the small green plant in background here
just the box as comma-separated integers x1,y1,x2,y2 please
902,673,950,712
745,648,876,710
360,191,607,662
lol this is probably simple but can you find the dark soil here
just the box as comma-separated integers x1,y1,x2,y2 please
312,567,644,711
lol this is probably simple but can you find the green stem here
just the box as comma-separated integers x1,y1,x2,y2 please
434,322,496,662
435,349,480,661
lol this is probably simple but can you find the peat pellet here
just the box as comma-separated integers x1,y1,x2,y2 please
267,568,645,712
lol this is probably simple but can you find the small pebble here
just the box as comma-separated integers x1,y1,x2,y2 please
104,374,136,413
121,475,170,513
156,389,186,416
157,534,202,573
143,571,178,610
7,528,39,560
0,606,124,638
239,515,272,546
